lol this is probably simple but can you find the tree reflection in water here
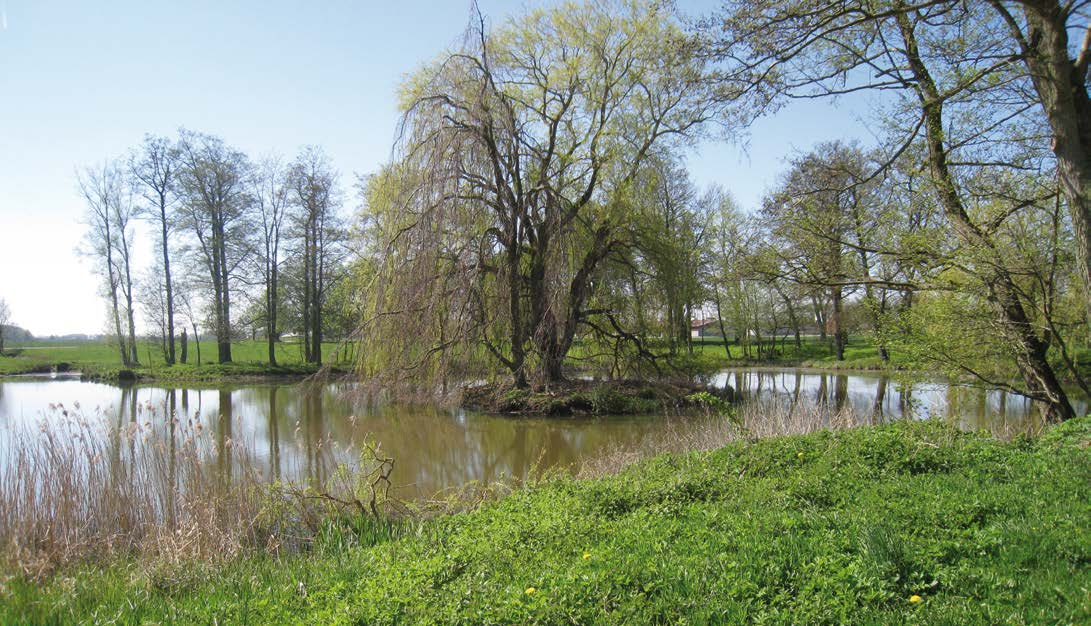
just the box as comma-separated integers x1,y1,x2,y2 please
0,370,1079,501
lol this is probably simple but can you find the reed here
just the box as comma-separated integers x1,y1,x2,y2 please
1,396,1038,579
578,399,965,479
0,403,399,579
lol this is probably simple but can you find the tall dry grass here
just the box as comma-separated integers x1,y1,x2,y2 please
1,395,1036,579
578,400,959,479
0,403,398,579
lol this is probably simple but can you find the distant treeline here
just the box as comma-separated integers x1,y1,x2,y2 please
80,131,360,369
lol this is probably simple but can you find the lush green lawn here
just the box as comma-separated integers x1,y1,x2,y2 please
0,338,351,379
4,418,1089,624
565,335,900,377
679,335,905,372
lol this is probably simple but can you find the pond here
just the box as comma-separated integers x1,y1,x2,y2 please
0,369,1082,498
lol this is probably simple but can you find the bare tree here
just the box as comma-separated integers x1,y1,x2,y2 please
0,297,10,354
252,155,290,365
137,259,171,358
175,130,252,364
175,288,203,366
131,135,179,365
114,172,140,366
287,146,341,365
79,161,138,366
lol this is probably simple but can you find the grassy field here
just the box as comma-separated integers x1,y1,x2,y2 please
0,334,893,382
3,417,1088,624
564,335,903,379
0,338,352,380
674,335,906,373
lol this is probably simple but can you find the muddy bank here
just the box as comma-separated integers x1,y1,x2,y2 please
461,379,734,416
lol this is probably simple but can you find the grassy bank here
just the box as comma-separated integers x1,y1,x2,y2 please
3,417,1088,624
0,339,350,381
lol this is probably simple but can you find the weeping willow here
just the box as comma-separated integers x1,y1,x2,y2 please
357,0,715,394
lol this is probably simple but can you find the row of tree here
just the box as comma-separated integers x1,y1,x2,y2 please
80,131,350,366
354,0,1089,421
703,0,1091,421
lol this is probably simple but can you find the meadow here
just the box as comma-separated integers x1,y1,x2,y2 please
0,338,351,380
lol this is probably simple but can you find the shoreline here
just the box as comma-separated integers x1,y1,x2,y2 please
459,379,733,416
0,361,352,384
3,417,1087,623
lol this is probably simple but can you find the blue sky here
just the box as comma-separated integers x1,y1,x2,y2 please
0,0,872,336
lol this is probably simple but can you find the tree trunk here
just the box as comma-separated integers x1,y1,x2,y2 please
180,327,188,364
103,217,128,366
215,215,232,364
506,228,527,388
830,285,846,361
812,295,827,342
303,223,313,363
267,261,278,366
193,322,201,365
876,289,890,362
311,277,322,366
713,285,732,359
312,222,325,365
1015,2,1091,339
898,12,1075,421
122,252,139,366
543,224,612,385
159,195,176,365
774,284,802,349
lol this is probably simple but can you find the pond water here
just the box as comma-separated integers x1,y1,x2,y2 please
0,369,1082,498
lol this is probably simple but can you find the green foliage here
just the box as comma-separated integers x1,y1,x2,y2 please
684,391,736,421
5,418,1090,624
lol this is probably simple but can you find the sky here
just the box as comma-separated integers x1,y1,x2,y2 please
0,0,873,337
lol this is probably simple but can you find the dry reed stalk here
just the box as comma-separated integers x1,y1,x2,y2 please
577,400,972,479
0,403,397,579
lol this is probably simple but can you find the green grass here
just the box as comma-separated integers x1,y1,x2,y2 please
0,338,351,380
4,418,1089,624
675,335,908,373
564,335,902,378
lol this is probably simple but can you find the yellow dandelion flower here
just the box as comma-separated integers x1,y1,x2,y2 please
909,595,922,603
582,553,592,559
525,587,536,595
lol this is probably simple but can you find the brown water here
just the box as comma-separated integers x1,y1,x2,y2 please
0,370,1082,497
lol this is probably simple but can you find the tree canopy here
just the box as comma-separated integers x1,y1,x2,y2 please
359,0,717,389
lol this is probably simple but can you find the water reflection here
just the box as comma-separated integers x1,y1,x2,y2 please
710,368,1084,432
0,369,1085,499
